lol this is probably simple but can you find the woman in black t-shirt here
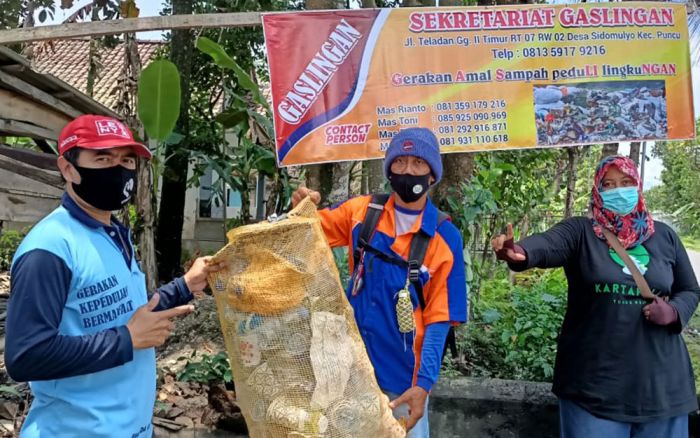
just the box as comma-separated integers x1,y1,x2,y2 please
492,155,699,438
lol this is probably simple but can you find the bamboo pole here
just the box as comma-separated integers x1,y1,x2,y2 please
0,12,264,45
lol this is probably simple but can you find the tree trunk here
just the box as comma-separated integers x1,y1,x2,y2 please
135,157,158,291
19,1,36,59
356,0,384,195
306,0,345,7
86,5,101,97
402,0,474,210
303,0,345,206
326,162,351,204
364,160,384,193
545,152,568,203
24,2,36,28
433,153,475,209
119,33,159,291
156,0,193,281
240,181,251,224
629,142,641,166
601,143,619,159
564,147,581,218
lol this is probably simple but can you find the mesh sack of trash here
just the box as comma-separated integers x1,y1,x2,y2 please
207,197,406,438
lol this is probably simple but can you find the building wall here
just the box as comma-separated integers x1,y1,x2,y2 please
0,168,62,231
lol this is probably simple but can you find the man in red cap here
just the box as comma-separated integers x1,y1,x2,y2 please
5,115,224,437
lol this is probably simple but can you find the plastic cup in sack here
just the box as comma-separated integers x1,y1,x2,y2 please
281,307,311,357
267,396,328,433
327,392,382,434
239,334,261,367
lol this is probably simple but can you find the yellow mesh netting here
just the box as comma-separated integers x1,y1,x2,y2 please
207,197,406,438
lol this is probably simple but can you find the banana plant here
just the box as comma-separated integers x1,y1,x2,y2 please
195,36,292,222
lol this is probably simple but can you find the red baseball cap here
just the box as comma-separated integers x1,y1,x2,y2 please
58,114,152,159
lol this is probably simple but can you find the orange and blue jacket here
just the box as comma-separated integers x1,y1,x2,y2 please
319,194,468,394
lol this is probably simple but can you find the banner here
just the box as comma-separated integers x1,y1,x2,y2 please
262,3,694,166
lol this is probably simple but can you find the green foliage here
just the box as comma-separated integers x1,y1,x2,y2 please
138,60,182,141
196,36,269,110
0,384,22,399
498,271,566,380
192,36,291,223
455,268,567,382
444,164,499,245
158,0,286,162
333,247,350,287
445,148,590,301
681,236,700,253
177,352,233,384
647,132,700,238
684,312,700,390
570,147,599,213
0,229,25,271
0,0,54,30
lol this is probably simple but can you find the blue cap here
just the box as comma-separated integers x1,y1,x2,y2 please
384,128,442,183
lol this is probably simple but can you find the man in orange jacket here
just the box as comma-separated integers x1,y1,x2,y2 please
292,127,467,437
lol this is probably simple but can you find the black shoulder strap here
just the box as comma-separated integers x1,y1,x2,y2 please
408,210,457,361
408,210,450,310
353,193,390,268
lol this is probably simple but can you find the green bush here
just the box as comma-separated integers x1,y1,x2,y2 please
454,268,567,382
0,229,25,271
177,351,233,385
499,272,566,381
333,247,350,287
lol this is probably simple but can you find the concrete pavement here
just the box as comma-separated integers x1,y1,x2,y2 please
689,250,700,283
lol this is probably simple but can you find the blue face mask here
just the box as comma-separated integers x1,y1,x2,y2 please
600,186,639,215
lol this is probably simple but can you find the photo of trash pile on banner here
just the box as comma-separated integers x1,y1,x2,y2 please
206,198,406,438
534,80,667,146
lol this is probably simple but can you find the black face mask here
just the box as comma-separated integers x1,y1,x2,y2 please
388,171,431,203
71,164,137,211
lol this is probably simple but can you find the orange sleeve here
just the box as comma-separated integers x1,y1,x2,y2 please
317,196,369,248
422,255,453,325
421,227,468,325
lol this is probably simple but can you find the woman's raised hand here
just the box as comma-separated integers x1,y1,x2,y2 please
491,223,527,262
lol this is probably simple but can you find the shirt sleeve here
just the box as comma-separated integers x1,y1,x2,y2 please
667,233,700,334
510,218,583,271
423,223,468,325
153,276,193,311
317,197,366,248
5,249,134,382
416,321,450,392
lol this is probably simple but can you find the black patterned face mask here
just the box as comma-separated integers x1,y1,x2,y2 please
72,164,137,211
388,171,431,203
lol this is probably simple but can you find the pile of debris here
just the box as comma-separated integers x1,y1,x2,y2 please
154,295,248,435
0,273,8,297
534,83,667,146
153,374,246,435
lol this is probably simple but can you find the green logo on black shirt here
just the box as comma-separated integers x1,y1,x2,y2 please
608,245,649,276
597,245,653,305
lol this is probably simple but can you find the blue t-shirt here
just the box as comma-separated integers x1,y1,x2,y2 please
6,195,193,437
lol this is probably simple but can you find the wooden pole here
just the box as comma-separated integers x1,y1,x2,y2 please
0,12,264,45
